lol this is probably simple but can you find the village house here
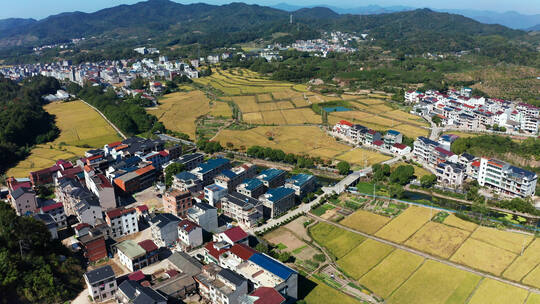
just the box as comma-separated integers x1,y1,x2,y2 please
38,202,67,228
284,174,316,198
195,264,249,304
162,189,193,217
203,183,227,206
214,226,249,246
187,202,218,233
256,168,287,189
105,207,139,239
221,192,263,229
191,158,231,186
84,265,117,302
116,239,159,272
150,213,181,248
259,187,296,218
177,219,203,251
236,178,266,198
8,187,38,216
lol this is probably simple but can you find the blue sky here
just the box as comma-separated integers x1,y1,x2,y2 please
2,0,539,20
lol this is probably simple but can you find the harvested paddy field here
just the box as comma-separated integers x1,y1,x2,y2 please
339,210,391,234
443,214,478,232
215,126,351,160
405,221,470,259
335,149,392,167
374,206,433,243
450,238,516,276
504,239,540,282
8,100,120,177
470,226,533,254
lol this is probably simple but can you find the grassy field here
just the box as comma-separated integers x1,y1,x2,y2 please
216,126,353,160
309,222,366,259
337,239,394,280
375,206,434,243
468,279,529,304
391,162,432,178
450,238,517,276
388,260,482,304
405,221,470,259
304,279,362,304
149,91,230,139
7,100,120,177
359,249,424,298
339,210,391,234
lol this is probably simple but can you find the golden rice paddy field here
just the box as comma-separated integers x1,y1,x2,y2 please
7,100,121,177
335,149,392,167
148,91,231,139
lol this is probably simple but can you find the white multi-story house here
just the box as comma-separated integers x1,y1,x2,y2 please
436,162,466,187
105,207,139,239
84,265,117,302
478,158,537,198
177,219,203,251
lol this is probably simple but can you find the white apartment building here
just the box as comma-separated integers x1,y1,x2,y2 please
478,157,538,198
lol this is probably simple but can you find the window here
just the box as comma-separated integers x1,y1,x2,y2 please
109,283,115,288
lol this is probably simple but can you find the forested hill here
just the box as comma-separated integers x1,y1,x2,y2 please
0,0,533,60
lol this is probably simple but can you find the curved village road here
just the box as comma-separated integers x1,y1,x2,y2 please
309,213,540,295
79,98,127,139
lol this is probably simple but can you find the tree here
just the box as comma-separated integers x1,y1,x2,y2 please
337,161,351,175
164,163,185,187
389,165,415,185
420,174,437,188
278,251,291,263
432,115,442,126
388,183,404,198
255,242,269,254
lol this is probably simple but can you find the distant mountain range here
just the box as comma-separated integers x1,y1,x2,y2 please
272,3,540,30
0,0,532,63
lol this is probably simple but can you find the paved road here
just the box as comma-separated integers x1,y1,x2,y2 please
157,134,196,146
310,214,540,295
79,99,127,139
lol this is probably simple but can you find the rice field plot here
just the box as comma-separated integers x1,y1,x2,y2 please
470,226,533,254
242,112,264,124
339,210,391,234
282,108,322,124
356,115,398,128
443,214,478,232
384,110,429,127
329,111,373,122
405,221,470,259
262,110,287,125
504,239,540,282
375,206,433,244
256,94,273,102
272,89,304,100
309,222,366,259
392,124,429,138
44,100,121,147
355,98,385,105
7,145,88,177
468,279,529,304
304,279,362,304
523,265,540,289
232,95,260,113
450,238,517,276
216,126,351,160
336,149,392,167
366,104,395,114
388,260,482,304
359,249,424,298
337,239,395,280
291,97,310,107
207,80,243,95
148,91,211,139
527,293,540,304
209,101,232,117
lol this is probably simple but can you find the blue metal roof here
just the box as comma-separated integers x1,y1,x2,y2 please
265,187,295,202
249,253,296,280
286,174,314,187
198,158,230,174
258,168,285,182
220,169,237,179
386,130,400,136
240,178,264,191
175,171,198,181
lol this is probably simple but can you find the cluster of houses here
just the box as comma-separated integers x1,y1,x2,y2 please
413,135,538,198
332,120,411,156
406,88,540,134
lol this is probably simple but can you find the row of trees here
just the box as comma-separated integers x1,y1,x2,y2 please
246,145,320,168
69,83,165,136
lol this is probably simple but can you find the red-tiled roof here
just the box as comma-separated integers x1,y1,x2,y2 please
472,160,480,167
223,226,248,243
178,219,199,233
204,242,229,260
115,144,129,151
138,239,158,253
251,287,286,304
87,155,103,161
393,143,408,150
128,270,145,282
339,120,353,127
136,205,149,212
107,141,122,148
135,165,155,176
435,147,454,157
166,269,179,278
373,140,383,146
41,202,63,212
106,207,136,219
159,150,169,157
229,244,257,261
